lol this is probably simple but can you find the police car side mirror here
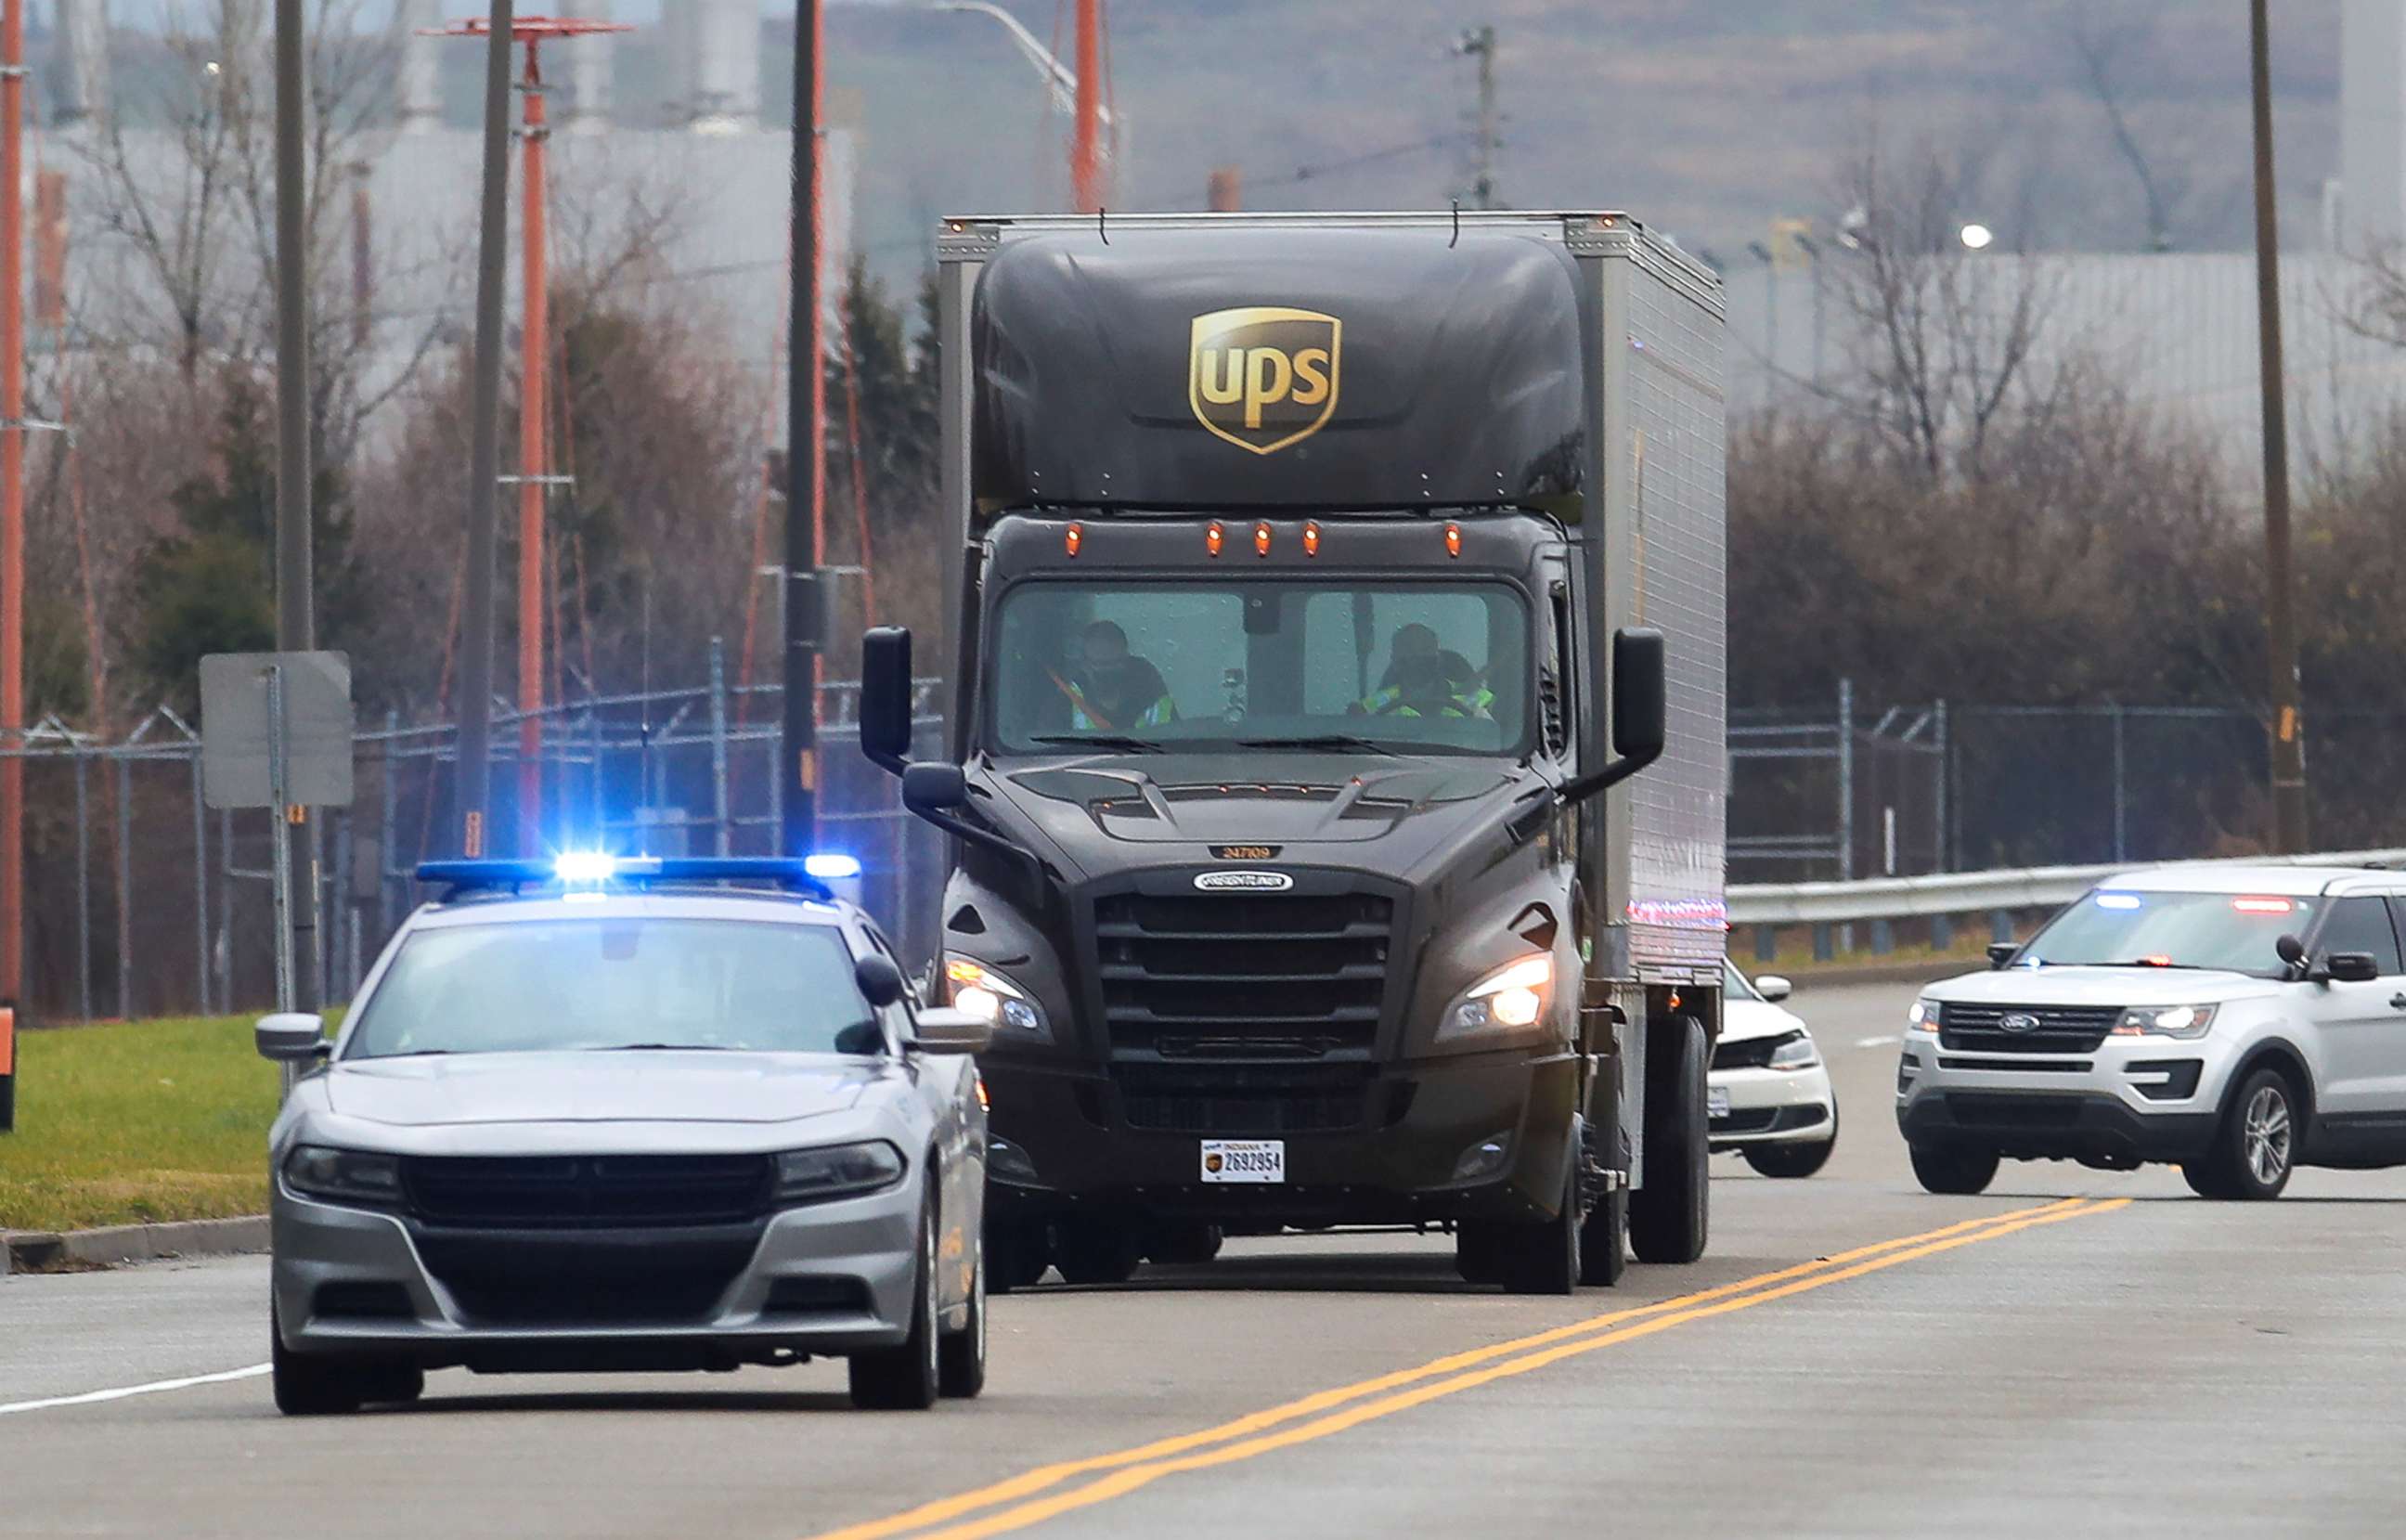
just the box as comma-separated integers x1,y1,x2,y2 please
255,1013,329,1063
909,1007,992,1055
860,626,914,775
855,953,906,1009
2325,951,2381,985
903,762,968,814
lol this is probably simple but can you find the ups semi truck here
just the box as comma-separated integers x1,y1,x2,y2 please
856,211,1727,1294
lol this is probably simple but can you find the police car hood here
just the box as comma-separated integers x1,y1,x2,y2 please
990,754,1534,866
1922,965,2283,1006
324,1051,878,1126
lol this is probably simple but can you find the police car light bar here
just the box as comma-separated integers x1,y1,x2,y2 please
413,855,858,898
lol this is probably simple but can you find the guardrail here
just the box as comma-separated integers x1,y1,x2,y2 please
1726,846,2406,963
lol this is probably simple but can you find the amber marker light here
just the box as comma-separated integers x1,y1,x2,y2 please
1206,521,1225,557
1444,522,1463,557
1065,523,1083,557
1303,521,1322,557
1254,522,1273,557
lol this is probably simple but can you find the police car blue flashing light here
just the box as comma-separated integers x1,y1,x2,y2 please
555,850,627,884
804,852,862,881
413,855,845,897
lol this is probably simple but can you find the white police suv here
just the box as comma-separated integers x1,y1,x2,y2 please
1899,863,2406,1200
254,856,991,1414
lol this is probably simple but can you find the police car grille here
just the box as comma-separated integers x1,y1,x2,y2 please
1938,1003,2120,1055
402,1154,775,1229
1093,892,1391,1054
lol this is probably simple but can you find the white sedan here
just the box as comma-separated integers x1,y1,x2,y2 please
1710,961,1839,1178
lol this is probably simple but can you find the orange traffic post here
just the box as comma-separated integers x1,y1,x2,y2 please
0,1000,16,1132
0,0,23,1010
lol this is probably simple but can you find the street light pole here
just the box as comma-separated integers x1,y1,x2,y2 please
2250,0,2309,852
782,0,825,859
273,0,320,1007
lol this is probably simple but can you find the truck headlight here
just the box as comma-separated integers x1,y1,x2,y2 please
1439,954,1554,1041
283,1145,404,1208
775,1141,907,1204
942,954,1049,1039
2112,1003,2218,1040
1767,1030,1823,1071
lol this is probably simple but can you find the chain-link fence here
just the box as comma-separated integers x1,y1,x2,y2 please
10,643,950,1023
1734,684,2406,885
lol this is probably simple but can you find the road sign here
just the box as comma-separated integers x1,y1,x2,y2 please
200,652,355,810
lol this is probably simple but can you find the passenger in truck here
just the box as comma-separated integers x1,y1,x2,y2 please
1060,620,1179,731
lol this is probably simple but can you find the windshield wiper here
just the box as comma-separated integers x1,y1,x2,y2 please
1029,733,1162,754
1235,733,1404,757
589,1042,734,1052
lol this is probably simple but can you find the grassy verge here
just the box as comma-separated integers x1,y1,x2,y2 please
0,1016,278,1234
1737,927,2020,981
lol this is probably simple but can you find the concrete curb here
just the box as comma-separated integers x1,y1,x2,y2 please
3,1215,269,1274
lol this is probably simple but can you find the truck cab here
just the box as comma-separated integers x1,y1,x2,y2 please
857,212,1727,1294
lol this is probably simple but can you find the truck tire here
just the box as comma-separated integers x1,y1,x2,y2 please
1143,1220,1224,1267
1052,1215,1145,1286
1629,1015,1709,1264
1579,1186,1627,1286
986,1213,1052,1294
1908,1143,1999,1196
1455,1222,1504,1285
1495,1145,1582,1295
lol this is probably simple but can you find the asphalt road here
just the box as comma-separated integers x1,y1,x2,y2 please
7,977,2406,1539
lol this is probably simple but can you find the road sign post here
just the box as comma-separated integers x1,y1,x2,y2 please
200,651,354,1097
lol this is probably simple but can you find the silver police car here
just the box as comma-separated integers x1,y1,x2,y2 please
252,856,990,1414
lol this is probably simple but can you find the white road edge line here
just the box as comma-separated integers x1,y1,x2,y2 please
0,1364,270,1417
1855,1034,1901,1049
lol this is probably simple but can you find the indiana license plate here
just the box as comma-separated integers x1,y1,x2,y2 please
1200,1139,1286,1184
1708,1086,1732,1120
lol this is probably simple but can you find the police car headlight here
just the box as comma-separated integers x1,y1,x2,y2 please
2112,1003,2218,1040
283,1145,404,1208
942,954,1048,1039
1768,1030,1823,1070
1439,954,1553,1041
775,1141,907,1204
1907,998,1941,1033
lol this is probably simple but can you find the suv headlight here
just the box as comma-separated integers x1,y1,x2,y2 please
1768,1030,1823,1070
283,1145,403,1208
942,954,1049,1040
2112,1003,2218,1040
1907,998,1941,1034
775,1141,907,1204
1438,954,1554,1042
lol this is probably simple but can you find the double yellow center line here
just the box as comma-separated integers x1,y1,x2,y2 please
809,1197,2128,1540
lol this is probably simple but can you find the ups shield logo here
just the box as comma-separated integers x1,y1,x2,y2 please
1188,307,1342,455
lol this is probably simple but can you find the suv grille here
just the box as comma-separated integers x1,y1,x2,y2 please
1092,891,1391,1055
1113,1062,1375,1134
402,1154,775,1229
1939,1003,2120,1055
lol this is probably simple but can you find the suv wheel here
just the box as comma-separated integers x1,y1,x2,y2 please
2197,1067,2297,1200
1909,1143,1999,1196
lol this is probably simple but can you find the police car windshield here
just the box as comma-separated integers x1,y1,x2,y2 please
2016,890,2321,976
346,919,886,1058
989,579,1532,757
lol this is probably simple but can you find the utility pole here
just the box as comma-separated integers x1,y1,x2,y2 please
0,0,21,1006
274,0,319,1006
783,0,826,859
1070,0,1103,213
515,32,553,856
1458,24,1497,210
2250,0,2309,852
454,0,516,860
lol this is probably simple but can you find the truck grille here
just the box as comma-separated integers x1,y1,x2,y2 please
1113,1062,1375,1134
1092,891,1391,1055
1938,1003,2120,1055
401,1154,775,1229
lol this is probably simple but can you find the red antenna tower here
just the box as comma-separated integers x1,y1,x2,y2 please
429,16,630,855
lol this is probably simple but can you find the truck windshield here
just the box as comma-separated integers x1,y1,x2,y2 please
345,920,884,1057
2016,890,2321,975
988,579,1532,757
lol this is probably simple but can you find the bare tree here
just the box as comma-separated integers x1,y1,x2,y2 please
2063,6,2177,253
1821,144,2063,482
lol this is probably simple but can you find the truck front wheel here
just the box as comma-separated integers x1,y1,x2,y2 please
1494,1145,1582,1295
1629,1015,1710,1264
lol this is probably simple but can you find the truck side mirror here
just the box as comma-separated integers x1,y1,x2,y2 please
903,762,969,814
1610,628,1666,762
861,626,914,775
